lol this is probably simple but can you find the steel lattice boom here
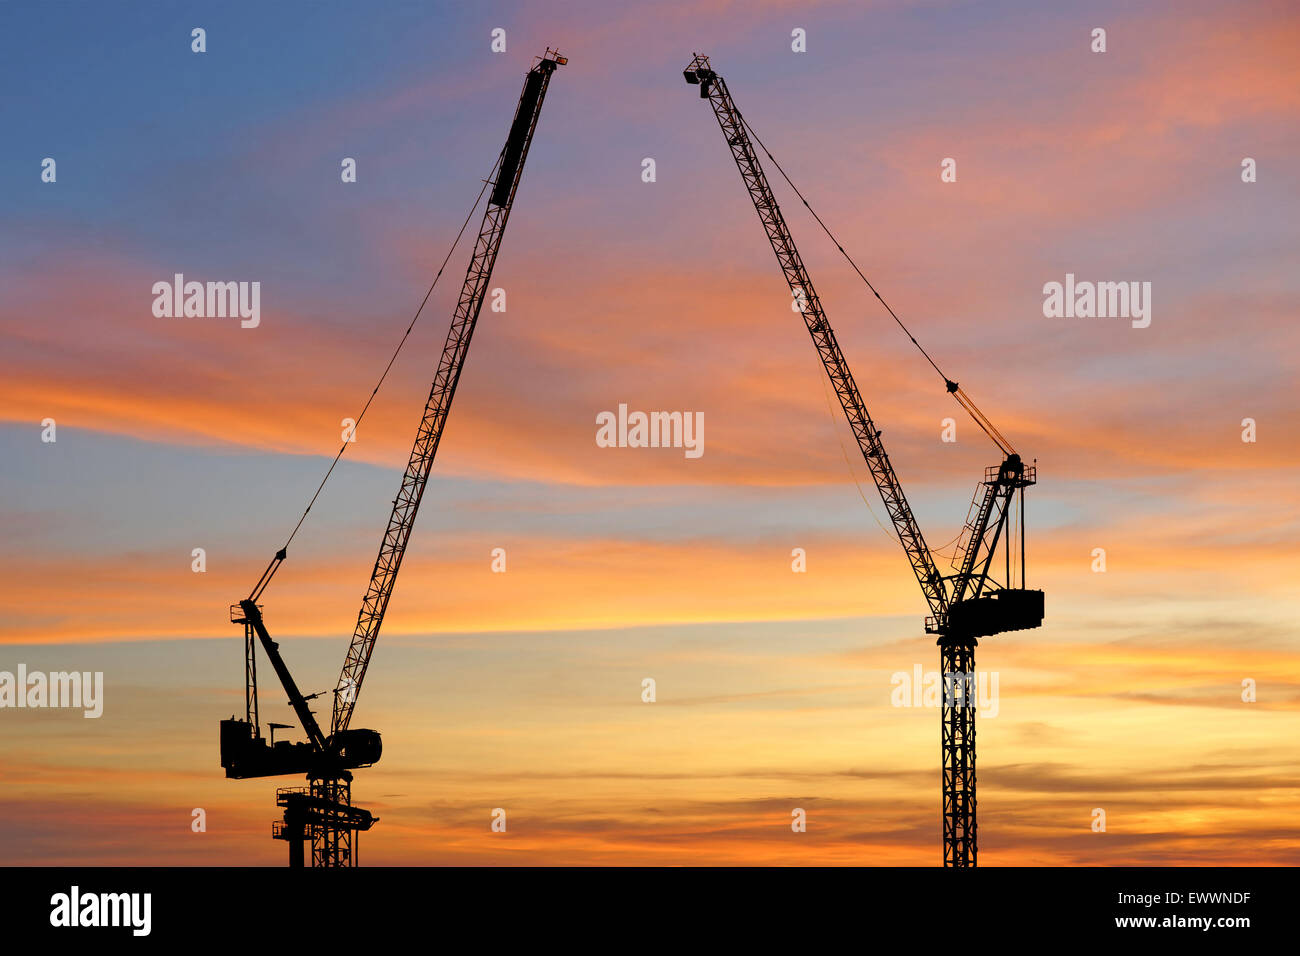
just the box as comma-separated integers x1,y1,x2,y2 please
683,55,947,623
332,53,564,736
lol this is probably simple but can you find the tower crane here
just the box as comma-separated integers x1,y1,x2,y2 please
219,49,567,867
682,54,1043,867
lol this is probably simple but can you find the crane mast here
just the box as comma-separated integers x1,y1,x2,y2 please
221,50,567,868
682,54,1042,867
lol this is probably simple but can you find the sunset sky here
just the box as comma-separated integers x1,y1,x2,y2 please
1,0,1297,865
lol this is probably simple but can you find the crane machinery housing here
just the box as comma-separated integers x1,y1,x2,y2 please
682,54,1043,867
219,49,567,868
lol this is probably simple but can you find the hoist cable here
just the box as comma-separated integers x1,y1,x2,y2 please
248,158,501,600
738,113,1015,457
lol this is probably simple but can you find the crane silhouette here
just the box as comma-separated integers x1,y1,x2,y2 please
682,54,1044,866
219,49,567,867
